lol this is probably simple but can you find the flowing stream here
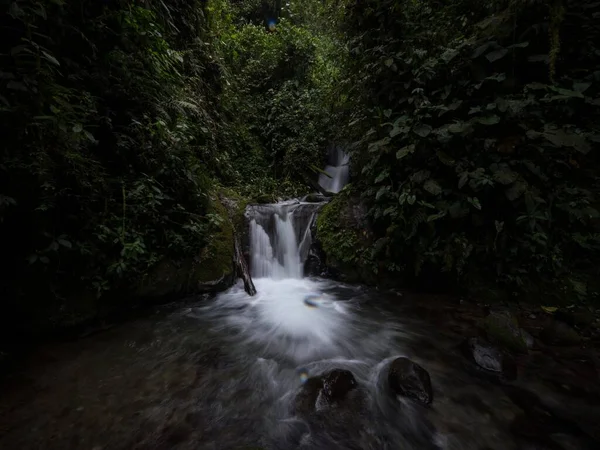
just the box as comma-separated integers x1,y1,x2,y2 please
0,201,598,450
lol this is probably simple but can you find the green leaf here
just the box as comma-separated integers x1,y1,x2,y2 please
448,121,470,134
83,130,96,142
424,179,442,196
410,170,431,184
436,151,455,166
541,129,591,154
385,58,394,67
72,124,83,133
573,82,592,93
413,123,432,138
407,195,416,205
507,41,529,49
492,168,518,185
390,126,410,138
472,42,493,58
374,171,389,183
396,144,415,160
41,50,60,66
467,197,482,210
58,239,72,249
506,181,527,201
383,109,392,118
549,86,584,98
458,172,469,189
368,137,390,152
427,211,447,222
486,48,508,62
376,186,389,199
441,48,459,63
477,115,500,125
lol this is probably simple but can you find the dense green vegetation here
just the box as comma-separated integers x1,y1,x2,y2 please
1,0,598,333
335,0,600,302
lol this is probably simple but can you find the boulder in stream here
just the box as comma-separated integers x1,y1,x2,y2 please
540,320,581,346
483,310,529,354
293,368,358,416
461,337,517,380
322,369,357,400
387,357,433,405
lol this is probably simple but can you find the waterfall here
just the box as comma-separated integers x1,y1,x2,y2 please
247,200,324,279
319,147,350,194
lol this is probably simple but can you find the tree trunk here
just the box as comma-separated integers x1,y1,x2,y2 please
234,235,256,296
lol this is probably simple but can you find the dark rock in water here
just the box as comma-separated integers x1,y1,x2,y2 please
483,310,529,354
540,320,581,346
293,369,358,416
293,376,324,416
322,369,357,400
461,337,517,380
387,357,433,405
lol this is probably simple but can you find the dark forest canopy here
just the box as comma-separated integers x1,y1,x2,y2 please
0,0,598,332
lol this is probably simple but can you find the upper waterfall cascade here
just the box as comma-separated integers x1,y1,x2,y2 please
319,147,350,194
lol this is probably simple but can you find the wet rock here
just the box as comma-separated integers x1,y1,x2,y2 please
555,309,594,330
461,337,517,380
387,357,433,405
302,193,330,203
540,320,581,346
483,310,529,354
294,376,324,415
294,369,359,416
322,369,357,400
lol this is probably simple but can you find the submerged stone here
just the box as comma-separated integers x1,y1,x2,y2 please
387,357,433,405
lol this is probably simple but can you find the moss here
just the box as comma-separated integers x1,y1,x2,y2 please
194,194,235,284
316,190,375,283
217,186,250,232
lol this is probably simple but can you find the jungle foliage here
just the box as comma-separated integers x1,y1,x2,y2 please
210,0,348,199
342,0,600,302
1,0,229,326
0,0,346,329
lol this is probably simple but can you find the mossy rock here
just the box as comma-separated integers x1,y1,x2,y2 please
316,188,375,284
483,311,529,354
217,187,251,232
193,194,235,290
137,194,235,297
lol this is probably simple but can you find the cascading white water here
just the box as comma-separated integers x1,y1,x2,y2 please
248,201,320,280
319,147,350,194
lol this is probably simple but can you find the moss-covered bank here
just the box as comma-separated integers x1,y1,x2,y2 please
316,188,377,284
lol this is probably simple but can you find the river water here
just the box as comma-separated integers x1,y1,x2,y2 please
1,202,598,450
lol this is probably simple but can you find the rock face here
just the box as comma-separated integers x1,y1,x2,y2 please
462,337,517,380
483,310,529,354
315,190,376,284
387,357,433,405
